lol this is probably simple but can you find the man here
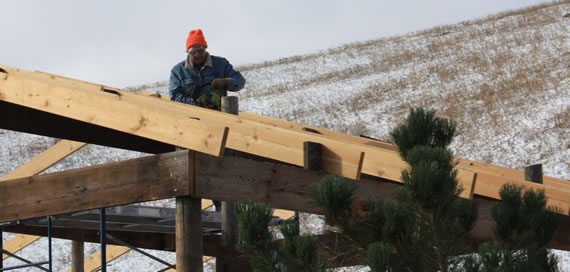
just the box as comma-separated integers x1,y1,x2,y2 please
169,29,245,109
170,29,245,211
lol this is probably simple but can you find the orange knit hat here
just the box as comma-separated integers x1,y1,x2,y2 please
185,29,208,51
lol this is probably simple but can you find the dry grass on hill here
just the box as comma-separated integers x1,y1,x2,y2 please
134,1,569,179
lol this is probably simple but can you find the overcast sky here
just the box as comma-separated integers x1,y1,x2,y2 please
1,0,549,88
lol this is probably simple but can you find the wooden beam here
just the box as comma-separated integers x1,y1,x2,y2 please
238,111,397,151
456,158,570,192
0,101,175,154
2,66,566,196
191,154,570,250
0,151,195,223
1,234,40,260
1,67,363,179
194,153,398,213
2,153,568,251
0,140,86,181
0,72,228,156
80,245,129,272
2,225,221,258
238,111,567,191
1,66,566,215
140,91,500,199
474,172,569,215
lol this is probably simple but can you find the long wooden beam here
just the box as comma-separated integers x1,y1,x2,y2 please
139,89,568,212
1,66,567,211
1,152,568,251
2,66,570,204
238,111,568,190
0,66,364,179
2,225,221,256
0,101,175,154
0,71,228,156
192,153,570,250
0,151,194,223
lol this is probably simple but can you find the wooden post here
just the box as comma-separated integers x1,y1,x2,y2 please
221,96,238,115
301,138,323,233
217,96,240,272
176,196,203,272
302,127,322,170
303,142,322,170
524,164,543,184
176,150,203,272
71,240,84,272
1,228,3,270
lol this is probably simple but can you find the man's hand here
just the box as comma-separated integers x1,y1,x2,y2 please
196,90,225,110
196,94,218,109
211,78,231,90
210,89,223,109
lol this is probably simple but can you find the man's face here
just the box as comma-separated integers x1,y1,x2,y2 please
189,46,207,66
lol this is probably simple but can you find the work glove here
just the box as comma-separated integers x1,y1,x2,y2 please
196,94,218,109
196,89,225,110
211,78,231,91
210,89,223,109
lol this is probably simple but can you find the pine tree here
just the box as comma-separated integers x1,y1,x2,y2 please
463,184,561,271
233,200,328,271
234,107,561,271
383,107,478,271
299,107,478,270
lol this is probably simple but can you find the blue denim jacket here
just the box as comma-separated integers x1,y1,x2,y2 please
169,53,245,105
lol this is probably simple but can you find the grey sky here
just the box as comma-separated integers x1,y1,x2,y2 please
1,0,548,88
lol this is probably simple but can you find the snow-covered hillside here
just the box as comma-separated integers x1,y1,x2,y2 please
139,2,570,181
2,1,569,271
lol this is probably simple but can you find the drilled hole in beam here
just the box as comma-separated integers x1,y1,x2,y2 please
102,88,122,96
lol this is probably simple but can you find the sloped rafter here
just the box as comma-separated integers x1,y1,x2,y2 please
0,69,228,157
237,111,569,208
0,66,365,179
1,234,40,260
0,140,86,181
0,65,566,213
140,90,568,211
